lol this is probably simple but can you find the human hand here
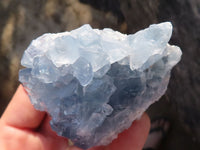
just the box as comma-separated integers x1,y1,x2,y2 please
0,85,150,150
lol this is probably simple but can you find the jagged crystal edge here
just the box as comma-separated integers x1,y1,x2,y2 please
19,22,182,149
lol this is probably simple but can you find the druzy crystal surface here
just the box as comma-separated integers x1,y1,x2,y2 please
19,22,182,149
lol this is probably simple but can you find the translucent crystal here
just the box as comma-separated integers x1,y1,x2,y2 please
19,22,182,149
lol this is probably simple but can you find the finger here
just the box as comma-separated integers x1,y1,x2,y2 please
1,85,45,129
103,113,150,150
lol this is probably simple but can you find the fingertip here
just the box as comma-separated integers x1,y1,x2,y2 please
1,85,45,129
136,113,151,131
107,113,150,150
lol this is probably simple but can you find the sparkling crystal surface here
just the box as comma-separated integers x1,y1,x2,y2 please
19,22,182,149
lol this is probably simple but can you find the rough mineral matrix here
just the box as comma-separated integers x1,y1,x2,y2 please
19,22,182,149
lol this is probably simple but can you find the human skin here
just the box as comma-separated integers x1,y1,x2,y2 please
0,85,150,150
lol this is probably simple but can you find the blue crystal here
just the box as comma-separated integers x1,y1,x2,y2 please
19,22,182,149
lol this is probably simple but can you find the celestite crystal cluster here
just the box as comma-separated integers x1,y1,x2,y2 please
19,22,182,149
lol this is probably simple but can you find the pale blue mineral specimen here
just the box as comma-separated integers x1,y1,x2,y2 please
19,22,182,149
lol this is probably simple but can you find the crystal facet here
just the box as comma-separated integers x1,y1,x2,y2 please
19,22,182,149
